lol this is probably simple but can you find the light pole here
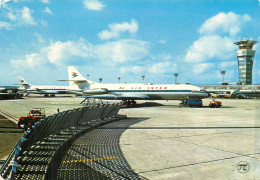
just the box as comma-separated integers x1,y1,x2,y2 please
174,73,178,84
141,75,145,84
117,77,121,83
99,78,102,83
220,70,226,84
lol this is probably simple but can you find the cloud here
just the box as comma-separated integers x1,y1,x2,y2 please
156,53,172,61
41,0,50,3
43,7,52,15
21,6,37,26
98,19,138,40
148,62,177,74
193,63,214,74
83,0,105,11
199,12,251,36
185,35,236,63
40,19,47,26
184,11,252,81
219,61,236,69
0,0,11,7
10,38,150,69
10,53,46,68
96,39,149,63
47,39,94,65
0,21,12,29
1,6,39,29
8,12,16,21
34,32,45,43
158,40,167,44
10,39,94,67
120,66,144,75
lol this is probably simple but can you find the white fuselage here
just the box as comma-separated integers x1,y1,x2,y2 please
87,83,208,100
20,85,71,94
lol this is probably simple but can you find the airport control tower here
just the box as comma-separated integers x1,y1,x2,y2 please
234,37,257,85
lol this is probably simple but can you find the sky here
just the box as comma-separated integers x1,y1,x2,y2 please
0,0,260,86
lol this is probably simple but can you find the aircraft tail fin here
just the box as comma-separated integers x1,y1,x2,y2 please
19,76,31,89
68,66,95,89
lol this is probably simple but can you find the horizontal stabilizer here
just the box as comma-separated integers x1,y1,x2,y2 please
58,80,87,82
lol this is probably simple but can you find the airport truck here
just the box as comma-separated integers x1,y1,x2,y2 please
179,100,203,107
17,108,46,130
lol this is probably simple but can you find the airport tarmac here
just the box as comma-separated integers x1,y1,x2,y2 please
0,97,259,179
0,96,83,119
120,99,260,179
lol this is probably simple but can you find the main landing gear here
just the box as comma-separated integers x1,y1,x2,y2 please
123,100,137,107
44,94,55,97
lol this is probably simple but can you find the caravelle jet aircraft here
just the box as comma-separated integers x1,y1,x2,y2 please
18,77,71,97
0,86,19,94
62,66,209,106
0,86,22,99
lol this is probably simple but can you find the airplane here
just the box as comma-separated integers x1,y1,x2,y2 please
0,86,19,94
62,66,209,106
18,77,71,97
0,85,22,99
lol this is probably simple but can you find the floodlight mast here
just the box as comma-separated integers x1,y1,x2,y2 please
220,70,226,84
174,73,178,84
141,75,145,84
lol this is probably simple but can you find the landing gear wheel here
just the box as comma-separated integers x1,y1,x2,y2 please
127,101,132,106
123,100,137,107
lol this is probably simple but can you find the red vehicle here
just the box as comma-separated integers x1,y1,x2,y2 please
17,108,46,129
209,99,222,108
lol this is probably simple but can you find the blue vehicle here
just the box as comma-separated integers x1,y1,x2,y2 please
179,100,203,107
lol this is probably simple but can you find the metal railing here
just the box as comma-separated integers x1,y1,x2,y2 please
0,103,124,180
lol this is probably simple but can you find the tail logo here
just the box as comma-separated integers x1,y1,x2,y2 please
72,72,78,78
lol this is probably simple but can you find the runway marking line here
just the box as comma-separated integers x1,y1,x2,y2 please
201,163,232,171
210,163,232,170
62,156,118,164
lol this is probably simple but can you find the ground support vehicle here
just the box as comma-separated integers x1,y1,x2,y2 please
17,108,46,130
209,100,222,108
179,100,203,107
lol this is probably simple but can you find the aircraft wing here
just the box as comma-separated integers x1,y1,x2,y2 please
58,80,87,82
38,90,62,94
81,94,150,100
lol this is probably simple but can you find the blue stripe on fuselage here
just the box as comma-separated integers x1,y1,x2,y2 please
108,90,193,93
